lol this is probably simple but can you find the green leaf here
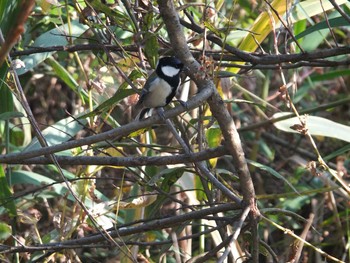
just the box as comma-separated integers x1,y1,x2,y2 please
231,0,348,72
0,221,11,240
0,83,13,115
0,165,17,217
45,57,89,103
146,167,185,217
5,122,24,146
12,168,108,203
247,159,299,194
45,57,79,93
323,144,350,162
144,32,159,69
148,167,185,187
310,69,350,82
0,111,24,120
23,116,87,153
206,127,222,148
295,16,350,40
16,20,88,75
0,61,9,91
238,0,287,53
0,1,20,37
80,89,135,119
204,21,224,38
273,113,350,143
11,170,81,203
87,0,131,29
206,127,222,168
119,69,143,90
11,170,65,193
289,0,348,23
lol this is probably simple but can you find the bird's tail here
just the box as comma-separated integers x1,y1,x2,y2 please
135,108,152,120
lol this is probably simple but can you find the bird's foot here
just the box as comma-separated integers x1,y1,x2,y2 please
156,107,166,121
177,100,189,110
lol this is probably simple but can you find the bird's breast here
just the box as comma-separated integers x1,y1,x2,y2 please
143,78,173,108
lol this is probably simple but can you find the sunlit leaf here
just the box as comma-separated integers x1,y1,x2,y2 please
119,69,143,90
80,89,135,119
289,0,348,23
16,21,88,75
23,116,87,153
273,113,350,143
45,57,83,96
295,16,350,40
0,222,11,240
238,0,287,53
204,21,224,38
206,127,222,168
126,127,152,138
118,192,157,209
11,170,107,206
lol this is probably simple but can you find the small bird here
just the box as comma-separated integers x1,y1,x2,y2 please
136,56,184,120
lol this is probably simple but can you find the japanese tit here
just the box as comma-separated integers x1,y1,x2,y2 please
136,56,184,119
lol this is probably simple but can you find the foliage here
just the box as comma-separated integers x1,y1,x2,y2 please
0,0,350,262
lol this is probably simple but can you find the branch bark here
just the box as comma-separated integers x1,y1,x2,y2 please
10,43,350,68
157,0,260,260
3,146,227,165
0,84,212,163
0,203,240,253
157,0,258,210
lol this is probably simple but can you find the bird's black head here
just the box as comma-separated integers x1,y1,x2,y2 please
156,56,184,79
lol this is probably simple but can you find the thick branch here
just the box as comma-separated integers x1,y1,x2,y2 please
10,43,350,68
179,18,350,64
0,86,212,163
157,0,257,210
2,146,227,166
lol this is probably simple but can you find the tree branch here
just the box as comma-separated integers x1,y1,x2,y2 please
0,86,212,163
0,203,240,253
2,146,227,166
157,0,260,260
157,0,258,210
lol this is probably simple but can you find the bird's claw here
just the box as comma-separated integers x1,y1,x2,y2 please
177,100,189,110
156,107,166,121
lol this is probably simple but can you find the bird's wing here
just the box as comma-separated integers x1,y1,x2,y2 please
137,73,157,105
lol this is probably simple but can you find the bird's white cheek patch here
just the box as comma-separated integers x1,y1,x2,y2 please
161,66,180,77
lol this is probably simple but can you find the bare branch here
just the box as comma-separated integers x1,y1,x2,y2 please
0,87,212,163
0,203,240,254
2,146,227,166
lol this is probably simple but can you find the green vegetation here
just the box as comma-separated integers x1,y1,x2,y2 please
0,0,350,262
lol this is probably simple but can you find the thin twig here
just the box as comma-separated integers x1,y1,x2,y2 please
0,28,121,251
0,203,240,253
262,215,344,263
328,0,350,24
0,85,213,163
217,206,251,263
156,108,242,204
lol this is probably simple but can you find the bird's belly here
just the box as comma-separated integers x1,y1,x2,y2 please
143,79,172,108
